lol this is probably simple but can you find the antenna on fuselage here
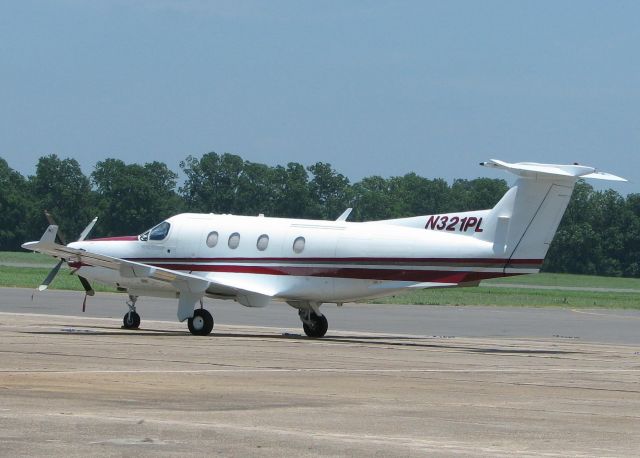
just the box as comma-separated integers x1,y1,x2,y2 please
336,208,353,222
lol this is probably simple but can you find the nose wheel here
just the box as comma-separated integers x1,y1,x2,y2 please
123,311,140,329
188,308,214,336
122,295,140,329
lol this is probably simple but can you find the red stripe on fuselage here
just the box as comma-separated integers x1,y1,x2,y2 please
72,254,540,282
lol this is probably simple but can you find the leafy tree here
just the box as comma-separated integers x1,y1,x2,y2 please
545,182,640,277
0,158,35,250
180,152,287,216
92,159,182,236
270,162,319,218
307,162,352,220
621,193,640,276
180,152,248,214
449,178,508,212
4,152,640,280
351,176,396,221
387,173,451,217
233,160,280,216
28,154,94,240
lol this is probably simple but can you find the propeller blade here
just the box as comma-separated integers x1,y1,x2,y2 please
44,210,67,245
78,276,95,296
77,217,98,242
38,259,64,291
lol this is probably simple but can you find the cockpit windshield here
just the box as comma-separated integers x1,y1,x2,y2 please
139,221,171,241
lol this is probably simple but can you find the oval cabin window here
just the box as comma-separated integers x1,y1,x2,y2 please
228,232,240,249
256,234,269,251
292,236,305,254
206,231,218,248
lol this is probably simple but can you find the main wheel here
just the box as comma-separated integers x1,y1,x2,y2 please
188,308,214,336
302,312,328,338
123,311,141,329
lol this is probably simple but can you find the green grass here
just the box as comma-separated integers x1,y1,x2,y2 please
0,265,117,293
0,250,58,266
373,286,640,309
483,272,640,290
2,251,639,309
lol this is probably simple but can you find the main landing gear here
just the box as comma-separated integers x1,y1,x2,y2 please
188,308,214,336
298,308,328,338
122,295,141,329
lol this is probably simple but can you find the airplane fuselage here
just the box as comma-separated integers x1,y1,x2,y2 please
70,212,538,304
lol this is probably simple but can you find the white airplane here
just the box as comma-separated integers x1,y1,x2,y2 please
22,159,625,337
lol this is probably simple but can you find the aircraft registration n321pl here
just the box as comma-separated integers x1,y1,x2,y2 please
22,159,625,337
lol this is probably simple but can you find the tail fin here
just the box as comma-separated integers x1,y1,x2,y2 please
476,160,625,267
378,159,625,272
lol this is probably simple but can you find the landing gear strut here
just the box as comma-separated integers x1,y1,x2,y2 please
299,308,328,338
122,295,140,329
188,308,214,336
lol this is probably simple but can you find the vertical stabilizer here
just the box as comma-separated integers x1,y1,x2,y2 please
477,160,625,272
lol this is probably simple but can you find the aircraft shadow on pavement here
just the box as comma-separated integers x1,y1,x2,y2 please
297,334,580,355
20,326,579,355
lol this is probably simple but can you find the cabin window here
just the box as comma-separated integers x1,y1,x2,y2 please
228,232,240,249
206,231,219,248
292,236,305,254
141,221,170,241
256,234,269,251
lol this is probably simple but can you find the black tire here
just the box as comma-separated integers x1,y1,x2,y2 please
123,311,141,329
303,313,328,338
188,308,214,336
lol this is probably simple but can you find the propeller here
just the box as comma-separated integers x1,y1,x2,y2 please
44,210,67,245
38,259,64,292
36,213,98,310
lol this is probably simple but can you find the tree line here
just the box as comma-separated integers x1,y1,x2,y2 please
1,152,639,277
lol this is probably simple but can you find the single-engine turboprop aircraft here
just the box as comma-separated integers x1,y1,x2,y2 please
22,159,625,337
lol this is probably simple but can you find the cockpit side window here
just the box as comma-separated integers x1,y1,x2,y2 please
140,221,171,241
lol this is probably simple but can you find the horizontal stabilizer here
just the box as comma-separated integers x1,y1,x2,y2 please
481,159,626,182
581,171,628,181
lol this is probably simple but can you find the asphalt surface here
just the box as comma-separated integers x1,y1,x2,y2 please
1,287,639,456
1,287,639,345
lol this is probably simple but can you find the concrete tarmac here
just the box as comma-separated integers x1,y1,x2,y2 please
1,288,639,456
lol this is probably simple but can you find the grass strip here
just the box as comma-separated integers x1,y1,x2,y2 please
0,251,58,266
483,272,640,290
0,266,117,293
373,286,640,309
2,252,639,309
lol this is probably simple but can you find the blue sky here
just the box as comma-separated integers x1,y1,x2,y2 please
1,0,638,192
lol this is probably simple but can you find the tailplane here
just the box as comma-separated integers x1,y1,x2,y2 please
379,159,625,270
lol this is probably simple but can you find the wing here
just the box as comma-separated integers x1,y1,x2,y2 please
22,225,274,320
